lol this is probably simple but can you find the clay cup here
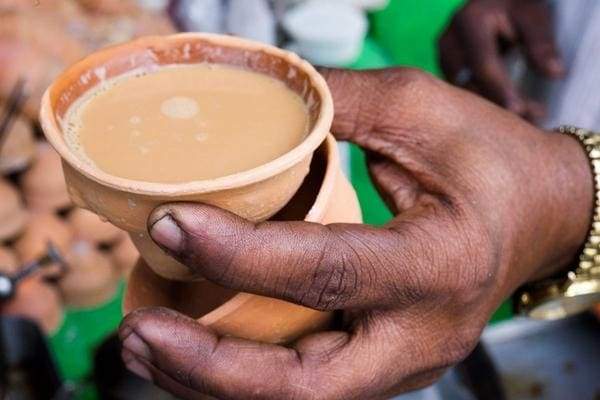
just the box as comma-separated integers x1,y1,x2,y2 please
41,33,334,281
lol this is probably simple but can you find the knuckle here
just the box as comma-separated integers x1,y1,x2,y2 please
391,68,435,90
301,231,362,311
377,68,439,124
305,257,358,311
375,67,435,96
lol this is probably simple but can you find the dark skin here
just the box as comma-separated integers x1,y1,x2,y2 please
439,0,565,120
119,68,593,399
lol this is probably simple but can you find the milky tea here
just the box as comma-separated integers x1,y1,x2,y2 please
63,64,310,183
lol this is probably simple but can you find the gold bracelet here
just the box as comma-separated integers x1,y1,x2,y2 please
515,126,600,320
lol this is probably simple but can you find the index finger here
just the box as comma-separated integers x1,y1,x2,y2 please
147,203,420,311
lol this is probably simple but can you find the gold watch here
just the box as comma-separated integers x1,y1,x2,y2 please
515,126,600,320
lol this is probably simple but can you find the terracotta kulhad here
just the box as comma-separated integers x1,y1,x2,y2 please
0,246,18,275
0,1,174,118
0,178,28,242
19,143,72,212
14,213,73,264
41,33,334,281
0,114,35,174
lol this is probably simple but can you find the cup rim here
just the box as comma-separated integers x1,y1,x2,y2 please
40,33,334,197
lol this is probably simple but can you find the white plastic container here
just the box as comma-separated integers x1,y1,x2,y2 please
277,0,389,11
173,0,224,33
227,0,277,45
136,0,169,12
282,0,368,66
339,0,389,11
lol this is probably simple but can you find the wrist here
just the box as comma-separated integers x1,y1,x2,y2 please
528,131,594,281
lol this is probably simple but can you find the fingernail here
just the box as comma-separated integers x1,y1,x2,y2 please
125,357,153,382
122,332,152,361
150,214,183,253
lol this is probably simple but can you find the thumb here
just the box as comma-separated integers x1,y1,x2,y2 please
147,203,403,310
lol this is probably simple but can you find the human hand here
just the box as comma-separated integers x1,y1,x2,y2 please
119,68,592,400
439,0,565,120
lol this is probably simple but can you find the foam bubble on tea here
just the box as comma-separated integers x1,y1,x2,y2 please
63,64,310,183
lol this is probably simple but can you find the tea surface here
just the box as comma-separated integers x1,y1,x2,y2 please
64,64,309,183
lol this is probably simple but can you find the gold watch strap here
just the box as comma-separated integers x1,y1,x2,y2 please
515,126,600,320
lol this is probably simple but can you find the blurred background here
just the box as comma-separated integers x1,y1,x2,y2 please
0,0,598,399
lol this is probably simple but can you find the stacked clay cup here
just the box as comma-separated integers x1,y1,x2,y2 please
41,33,362,344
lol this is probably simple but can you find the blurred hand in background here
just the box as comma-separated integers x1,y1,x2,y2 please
439,0,565,121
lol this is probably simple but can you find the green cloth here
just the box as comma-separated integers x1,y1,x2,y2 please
48,281,125,399
369,0,465,74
